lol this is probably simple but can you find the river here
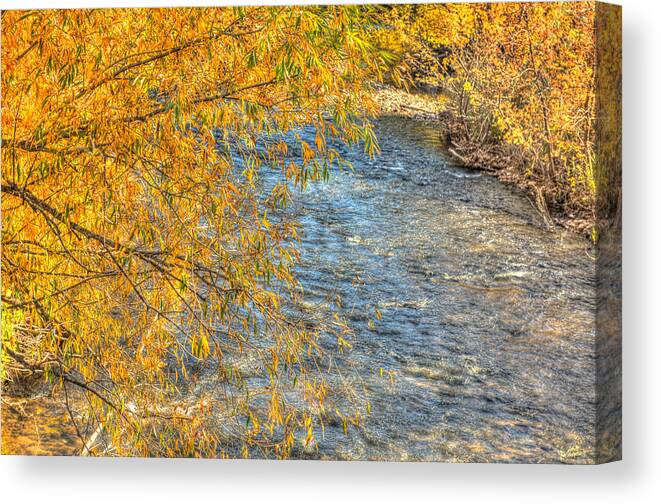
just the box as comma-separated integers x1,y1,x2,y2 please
1,116,598,463
283,117,597,463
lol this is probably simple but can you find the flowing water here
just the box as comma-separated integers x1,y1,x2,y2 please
285,117,597,463
1,117,598,462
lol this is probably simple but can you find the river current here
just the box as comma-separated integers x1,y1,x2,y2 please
1,117,598,462
284,117,596,463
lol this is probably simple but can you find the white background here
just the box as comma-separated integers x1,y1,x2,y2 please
1,0,658,503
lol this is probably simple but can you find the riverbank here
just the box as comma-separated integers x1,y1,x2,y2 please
373,83,445,123
372,84,594,238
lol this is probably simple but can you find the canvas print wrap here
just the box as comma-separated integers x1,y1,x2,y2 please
1,2,621,463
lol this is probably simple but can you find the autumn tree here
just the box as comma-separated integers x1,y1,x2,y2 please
436,2,596,225
378,2,598,232
1,6,386,457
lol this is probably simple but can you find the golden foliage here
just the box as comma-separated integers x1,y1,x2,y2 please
1,6,386,457
382,2,599,225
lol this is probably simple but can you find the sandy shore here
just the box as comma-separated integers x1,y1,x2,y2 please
372,83,445,122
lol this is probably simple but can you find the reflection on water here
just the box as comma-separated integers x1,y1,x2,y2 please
2,117,600,462
286,117,597,463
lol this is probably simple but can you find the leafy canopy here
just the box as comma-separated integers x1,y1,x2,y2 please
1,6,386,457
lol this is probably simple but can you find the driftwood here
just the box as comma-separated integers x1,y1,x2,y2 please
448,147,470,165
447,142,504,173
526,185,555,231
